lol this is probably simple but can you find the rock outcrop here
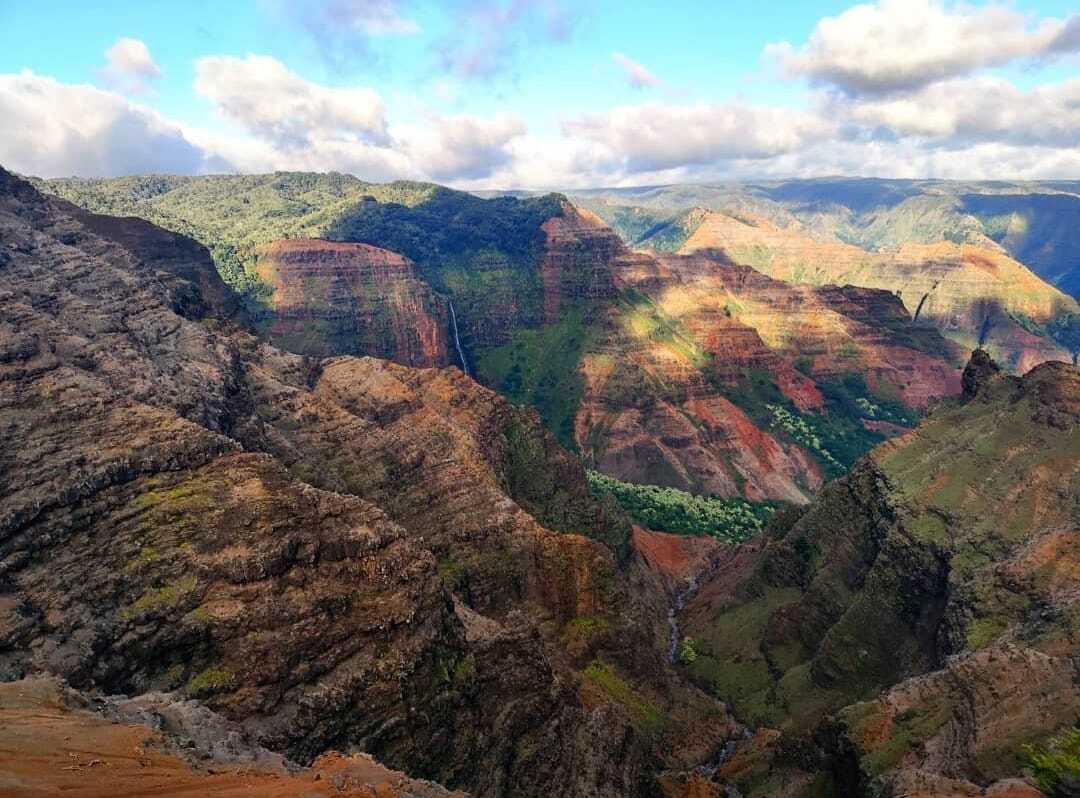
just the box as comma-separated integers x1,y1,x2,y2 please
0,677,468,797
678,210,1078,371
572,240,963,503
254,238,453,367
676,352,1080,796
0,166,734,796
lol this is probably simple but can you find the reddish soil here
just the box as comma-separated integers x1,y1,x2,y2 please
0,680,462,798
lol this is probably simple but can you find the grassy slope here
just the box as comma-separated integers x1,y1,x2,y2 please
682,359,1080,793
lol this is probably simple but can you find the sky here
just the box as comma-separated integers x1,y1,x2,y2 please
0,0,1077,188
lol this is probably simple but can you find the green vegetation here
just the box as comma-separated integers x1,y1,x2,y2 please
677,637,698,665
328,189,562,278
38,172,441,294
1048,313,1080,364
842,700,954,777
586,470,774,543
685,587,802,727
120,575,199,619
619,288,709,369
766,403,842,471
581,660,664,736
477,309,588,449
726,369,914,479
1023,727,1080,797
438,557,466,591
187,666,235,698
500,422,632,559
37,173,563,306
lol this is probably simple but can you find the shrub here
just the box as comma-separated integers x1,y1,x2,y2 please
586,470,775,543
1023,727,1080,797
678,637,698,665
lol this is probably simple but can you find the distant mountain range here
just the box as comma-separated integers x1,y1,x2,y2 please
565,178,1080,301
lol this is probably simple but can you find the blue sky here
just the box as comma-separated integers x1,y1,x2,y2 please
0,1,1077,187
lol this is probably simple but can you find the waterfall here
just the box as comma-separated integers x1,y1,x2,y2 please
911,292,930,323
448,300,469,376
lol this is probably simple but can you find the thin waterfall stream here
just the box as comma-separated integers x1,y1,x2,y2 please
448,300,468,376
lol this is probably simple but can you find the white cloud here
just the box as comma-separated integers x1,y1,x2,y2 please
768,0,1079,95
194,55,389,147
611,52,661,89
269,0,420,67
835,76,1080,147
0,71,219,178
100,37,162,95
563,102,830,172
4,31,1080,191
397,113,526,180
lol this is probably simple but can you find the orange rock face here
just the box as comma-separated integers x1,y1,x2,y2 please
0,678,466,798
539,205,624,324
569,228,963,502
680,210,1078,371
255,238,452,367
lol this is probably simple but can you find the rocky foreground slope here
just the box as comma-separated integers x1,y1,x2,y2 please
0,167,737,796
0,677,466,797
677,352,1080,796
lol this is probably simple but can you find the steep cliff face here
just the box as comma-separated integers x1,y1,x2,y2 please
678,211,1078,371
254,238,452,367
571,238,962,504
0,167,734,797
537,204,625,324
35,173,976,504
677,353,1080,796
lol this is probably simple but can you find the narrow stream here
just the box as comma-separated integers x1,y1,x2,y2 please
667,572,701,663
448,300,469,376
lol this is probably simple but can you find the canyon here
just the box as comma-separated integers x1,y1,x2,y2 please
5,167,1077,796
38,174,993,507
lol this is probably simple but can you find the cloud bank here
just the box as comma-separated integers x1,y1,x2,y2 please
767,0,1079,95
2,1,1078,187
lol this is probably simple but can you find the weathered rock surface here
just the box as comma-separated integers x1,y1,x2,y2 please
0,677,468,797
572,229,963,503
677,353,1080,796
254,238,453,367
0,166,734,796
679,210,1078,371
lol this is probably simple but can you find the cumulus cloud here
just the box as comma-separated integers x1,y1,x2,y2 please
563,102,830,172
398,113,526,180
0,71,219,178
190,55,528,181
768,0,1079,95
611,53,661,89
433,0,582,79
194,55,389,147
835,76,1080,148
99,37,162,95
